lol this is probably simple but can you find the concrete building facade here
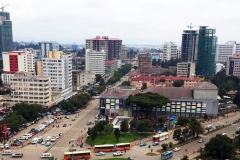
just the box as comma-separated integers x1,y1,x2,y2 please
120,45,128,61
138,53,152,75
226,54,240,76
177,62,195,77
72,70,81,93
80,71,95,86
85,49,106,75
39,41,59,58
105,60,118,76
162,42,178,60
86,36,122,60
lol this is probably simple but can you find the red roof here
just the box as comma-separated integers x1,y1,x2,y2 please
131,75,199,82
105,60,116,65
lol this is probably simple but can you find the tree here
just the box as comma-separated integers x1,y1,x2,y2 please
234,89,240,107
95,74,102,83
157,116,166,128
204,134,235,159
188,118,204,138
121,81,130,86
126,92,170,118
0,112,27,131
168,142,173,148
180,155,189,160
61,102,74,112
90,128,98,142
177,117,189,126
141,83,147,90
104,124,113,136
120,120,129,134
129,119,138,129
114,128,120,141
173,129,182,141
136,119,153,132
95,120,108,132
182,128,190,140
173,80,184,87
161,143,168,150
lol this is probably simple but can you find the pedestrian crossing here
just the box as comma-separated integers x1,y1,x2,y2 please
24,145,69,151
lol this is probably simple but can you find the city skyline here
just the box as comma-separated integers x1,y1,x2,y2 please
2,0,240,45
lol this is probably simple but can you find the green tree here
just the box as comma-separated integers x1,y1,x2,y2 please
141,83,147,90
104,124,113,136
234,89,240,107
95,120,108,132
157,116,166,128
204,134,235,159
120,120,129,134
126,92,170,118
95,74,102,83
177,117,189,126
90,128,98,142
136,119,153,132
168,142,173,148
182,128,190,140
121,81,130,86
129,119,138,129
188,118,204,138
114,128,120,141
61,102,74,112
173,129,182,141
0,112,27,131
180,155,189,160
172,80,184,87
161,143,168,150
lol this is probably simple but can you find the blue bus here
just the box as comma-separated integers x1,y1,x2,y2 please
161,151,173,160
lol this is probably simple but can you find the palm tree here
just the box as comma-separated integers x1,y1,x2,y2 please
47,157,58,160
181,155,189,160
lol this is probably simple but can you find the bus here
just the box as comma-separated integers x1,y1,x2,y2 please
63,150,91,160
116,143,131,151
161,151,173,160
93,144,115,153
152,132,169,142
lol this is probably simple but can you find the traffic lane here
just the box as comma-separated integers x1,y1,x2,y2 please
173,122,239,159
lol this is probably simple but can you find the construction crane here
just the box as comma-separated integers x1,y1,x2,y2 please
187,23,199,30
0,4,9,12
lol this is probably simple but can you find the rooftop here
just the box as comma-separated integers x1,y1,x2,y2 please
88,36,121,41
193,82,218,90
131,75,199,82
100,88,138,99
105,60,116,65
145,87,193,99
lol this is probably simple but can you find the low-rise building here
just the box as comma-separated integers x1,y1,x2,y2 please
80,71,95,86
177,62,195,77
226,54,240,76
105,60,118,76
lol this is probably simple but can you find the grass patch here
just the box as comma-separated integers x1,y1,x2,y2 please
86,132,151,145
146,152,157,156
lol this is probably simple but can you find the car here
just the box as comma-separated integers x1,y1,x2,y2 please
222,133,227,135
173,147,180,152
87,121,92,125
72,118,76,121
46,136,51,141
41,140,46,145
38,138,43,143
45,142,51,147
55,135,59,139
4,144,9,149
152,142,159,146
113,151,124,156
96,152,105,156
62,124,67,127
11,153,23,158
11,142,20,146
0,144,4,149
59,132,63,136
198,139,204,143
65,116,70,119
139,142,147,147
66,112,71,115
51,136,57,142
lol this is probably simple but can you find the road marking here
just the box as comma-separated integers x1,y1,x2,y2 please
51,146,69,151
24,145,48,150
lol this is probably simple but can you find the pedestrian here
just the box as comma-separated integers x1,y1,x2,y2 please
70,124,71,126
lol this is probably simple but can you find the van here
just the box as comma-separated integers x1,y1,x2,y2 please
40,153,52,158
2,150,13,155
22,134,32,138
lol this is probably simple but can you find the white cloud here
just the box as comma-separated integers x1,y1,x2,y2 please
2,0,240,45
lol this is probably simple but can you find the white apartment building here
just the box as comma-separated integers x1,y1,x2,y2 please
42,52,75,99
162,42,178,60
80,71,95,86
39,41,59,58
6,72,51,106
19,48,41,59
177,62,195,77
1,51,35,84
85,49,106,75
216,41,240,63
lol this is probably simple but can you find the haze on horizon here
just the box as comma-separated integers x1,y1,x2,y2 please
2,0,240,45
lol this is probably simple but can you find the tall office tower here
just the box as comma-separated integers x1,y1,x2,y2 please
196,26,217,76
39,41,59,58
42,51,75,99
85,49,106,75
215,41,240,63
181,30,198,62
120,45,128,61
86,36,122,60
0,10,13,71
1,51,35,84
138,52,152,75
162,42,178,61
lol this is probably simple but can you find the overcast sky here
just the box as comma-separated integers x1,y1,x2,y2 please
2,0,240,45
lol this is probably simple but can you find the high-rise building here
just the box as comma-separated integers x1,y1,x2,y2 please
86,36,122,60
196,26,217,76
138,53,152,75
41,51,75,99
226,54,240,76
85,49,106,75
0,10,13,71
1,51,35,84
215,41,240,63
39,42,59,58
120,45,128,61
162,42,178,61
181,30,198,62
19,48,41,61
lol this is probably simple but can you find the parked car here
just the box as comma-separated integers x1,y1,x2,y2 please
87,121,92,125
139,142,147,147
72,118,76,121
51,136,57,142
59,132,63,136
113,151,124,156
11,153,23,158
96,152,105,156
198,139,204,143
62,124,67,127
45,142,51,147
41,140,46,145
38,138,43,143
4,144,9,149
152,142,159,146
0,144,4,149
11,142,20,146
173,147,180,152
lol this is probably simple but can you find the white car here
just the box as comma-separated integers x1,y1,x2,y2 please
51,136,57,142
46,136,51,141
0,144,4,149
198,139,204,143
173,147,180,152
41,140,46,145
222,133,227,135
113,151,124,156
4,144,9,149
55,135,59,139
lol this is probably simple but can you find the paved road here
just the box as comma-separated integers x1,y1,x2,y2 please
0,99,99,160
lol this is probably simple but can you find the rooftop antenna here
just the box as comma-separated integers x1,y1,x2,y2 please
0,3,9,12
